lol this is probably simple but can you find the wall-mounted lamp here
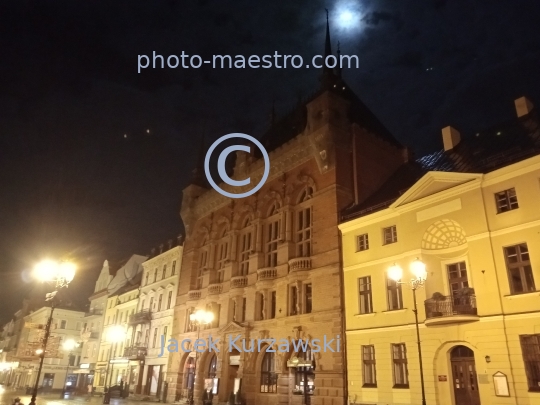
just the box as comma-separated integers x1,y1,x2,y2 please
485,355,491,363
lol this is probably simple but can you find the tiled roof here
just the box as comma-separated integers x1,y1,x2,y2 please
341,108,540,222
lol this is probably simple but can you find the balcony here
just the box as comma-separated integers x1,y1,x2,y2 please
230,276,248,289
288,257,311,272
124,345,147,359
257,268,277,281
187,290,202,301
208,283,223,295
128,309,152,325
84,309,103,317
424,294,479,326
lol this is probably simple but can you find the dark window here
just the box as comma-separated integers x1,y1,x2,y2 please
383,226,397,245
392,343,409,388
266,219,279,267
241,297,246,322
153,268,158,282
387,279,404,310
239,229,251,276
504,243,535,294
60,320,67,329
158,294,163,311
520,334,540,392
362,345,377,387
358,277,373,314
304,283,312,314
270,291,276,319
167,291,173,309
297,207,312,257
208,354,217,379
357,234,369,251
152,328,158,348
172,260,176,275
162,265,167,279
495,188,519,213
260,351,277,393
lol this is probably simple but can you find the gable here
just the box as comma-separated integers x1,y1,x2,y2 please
391,171,481,208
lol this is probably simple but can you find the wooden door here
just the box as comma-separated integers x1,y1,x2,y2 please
451,346,481,405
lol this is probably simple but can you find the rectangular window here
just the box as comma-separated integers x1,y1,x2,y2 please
392,343,409,388
387,279,404,310
520,334,540,391
167,291,173,309
304,283,312,314
362,345,377,387
447,261,469,299
383,226,397,245
149,297,154,311
255,293,264,321
172,260,177,276
242,297,246,322
140,300,145,311
197,249,207,290
357,233,369,251
158,294,163,311
358,276,373,314
290,285,298,316
162,264,167,279
153,268,158,282
239,232,251,276
144,329,149,345
145,272,149,286
266,220,279,267
270,291,276,319
496,187,519,213
185,308,194,332
296,207,312,257
152,328,158,348
60,320,67,329
504,243,535,294
163,326,168,340
216,241,228,282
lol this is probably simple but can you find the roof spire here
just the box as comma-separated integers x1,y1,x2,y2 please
320,9,337,89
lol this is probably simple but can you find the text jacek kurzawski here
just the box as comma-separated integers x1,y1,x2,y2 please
158,334,340,357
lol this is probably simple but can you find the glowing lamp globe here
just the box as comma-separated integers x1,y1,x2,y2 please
410,258,427,281
63,339,77,351
388,264,403,282
107,325,126,343
59,262,76,282
34,260,59,282
190,309,214,325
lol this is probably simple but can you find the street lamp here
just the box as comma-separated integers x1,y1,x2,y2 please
188,309,214,405
103,325,126,404
30,259,76,405
61,339,79,398
388,258,427,405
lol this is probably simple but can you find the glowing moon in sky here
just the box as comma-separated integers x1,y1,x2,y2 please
339,11,354,27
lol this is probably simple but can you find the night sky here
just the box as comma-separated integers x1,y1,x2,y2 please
1,0,540,323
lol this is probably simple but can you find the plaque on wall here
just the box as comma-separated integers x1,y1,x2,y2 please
493,371,510,397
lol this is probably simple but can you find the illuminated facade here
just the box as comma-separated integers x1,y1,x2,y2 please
340,97,540,405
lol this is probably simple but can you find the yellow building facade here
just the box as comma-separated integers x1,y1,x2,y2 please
340,102,540,405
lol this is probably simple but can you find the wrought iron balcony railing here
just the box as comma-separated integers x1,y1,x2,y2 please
123,345,147,359
425,294,478,320
128,309,152,324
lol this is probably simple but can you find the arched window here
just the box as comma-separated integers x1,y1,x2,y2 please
184,357,195,390
238,217,252,276
296,188,312,258
216,228,228,283
298,186,313,203
260,351,277,393
265,203,280,267
207,354,217,379
295,345,315,395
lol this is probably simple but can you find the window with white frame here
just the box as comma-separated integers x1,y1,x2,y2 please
357,233,369,251
383,226,397,245
495,187,519,213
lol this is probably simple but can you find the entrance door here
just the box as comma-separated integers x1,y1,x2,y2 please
451,346,481,405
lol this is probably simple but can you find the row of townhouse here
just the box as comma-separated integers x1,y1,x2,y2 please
0,240,182,399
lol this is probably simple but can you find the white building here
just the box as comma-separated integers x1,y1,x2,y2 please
134,241,182,398
79,260,112,389
17,306,85,391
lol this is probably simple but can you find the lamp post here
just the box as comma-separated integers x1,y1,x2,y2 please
188,309,214,405
103,325,126,404
388,258,427,405
61,339,79,398
30,260,76,405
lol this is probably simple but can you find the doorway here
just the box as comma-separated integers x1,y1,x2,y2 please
451,346,481,405
226,350,240,397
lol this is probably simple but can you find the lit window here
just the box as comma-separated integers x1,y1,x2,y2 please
260,351,277,393
392,343,409,388
362,345,377,387
296,207,312,257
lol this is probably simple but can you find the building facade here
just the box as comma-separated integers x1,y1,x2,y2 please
133,241,182,398
95,254,146,393
340,98,540,405
166,25,411,405
16,306,85,391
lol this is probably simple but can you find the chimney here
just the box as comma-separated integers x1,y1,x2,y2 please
442,126,461,151
515,96,534,118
